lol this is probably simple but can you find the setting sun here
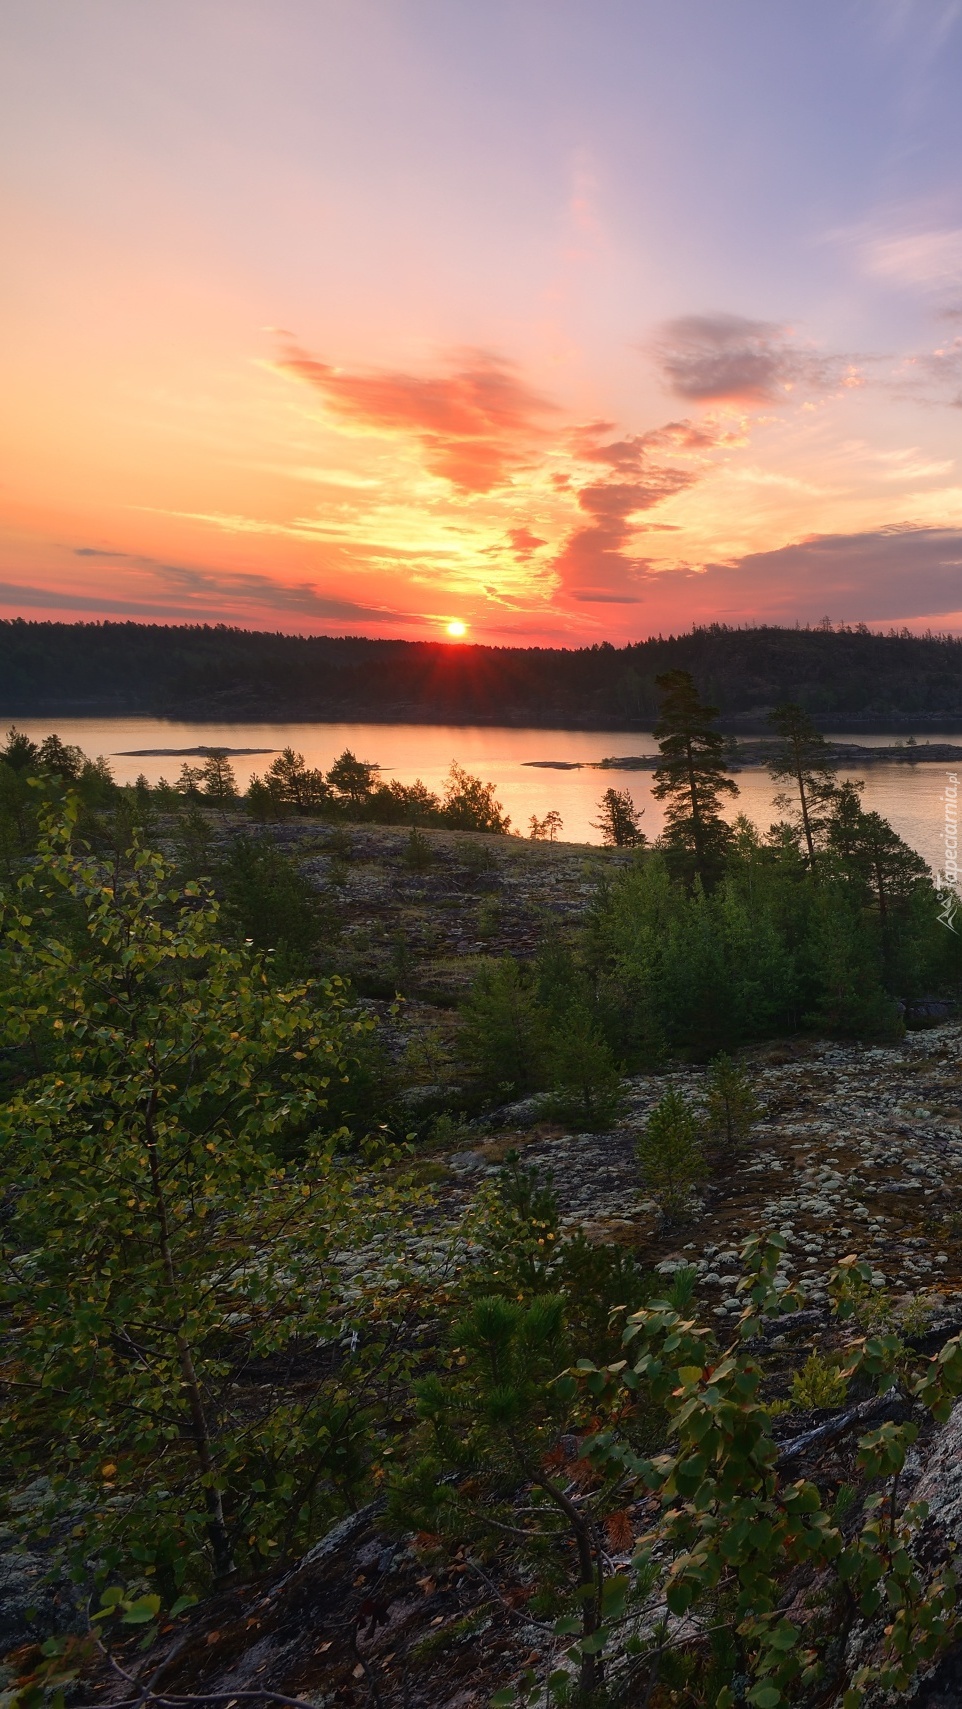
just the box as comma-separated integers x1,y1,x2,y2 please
2,6,961,645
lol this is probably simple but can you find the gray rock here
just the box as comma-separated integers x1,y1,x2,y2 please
0,1541,81,1650
483,1095,549,1129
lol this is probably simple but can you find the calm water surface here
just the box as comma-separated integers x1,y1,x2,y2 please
4,716,958,874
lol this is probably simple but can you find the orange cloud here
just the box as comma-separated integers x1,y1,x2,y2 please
275,343,557,492
550,420,715,601
507,525,547,560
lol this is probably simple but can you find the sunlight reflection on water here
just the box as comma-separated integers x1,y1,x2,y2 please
4,716,957,873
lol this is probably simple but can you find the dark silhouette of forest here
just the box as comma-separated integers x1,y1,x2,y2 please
4,616,962,726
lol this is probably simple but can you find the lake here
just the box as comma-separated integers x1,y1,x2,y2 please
3,714,958,876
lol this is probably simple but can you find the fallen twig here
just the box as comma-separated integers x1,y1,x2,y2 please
72,1693,319,1709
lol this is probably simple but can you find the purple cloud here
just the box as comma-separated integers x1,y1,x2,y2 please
654,313,859,404
657,525,962,626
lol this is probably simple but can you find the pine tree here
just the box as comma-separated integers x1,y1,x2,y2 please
459,957,547,1097
215,834,331,970
176,760,205,797
826,784,928,919
1,726,40,772
386,1290,629,1704
593,787,645,847
263,746,330,814
852,810,929,921
378,777,441,824
806,882,902,1038
651,670,738,888
402,826,433,871
636,1088,706,1217
703,1053,759,1156
199,749,238,807
528,808,563,840
766,703,837,869
37,733,84,781
544,1001,625,1131
326,748,378,807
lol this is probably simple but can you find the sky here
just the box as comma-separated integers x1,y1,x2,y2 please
2,0,962,647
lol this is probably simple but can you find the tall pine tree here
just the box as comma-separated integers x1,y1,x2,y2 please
766,702,837,869
651,669,737,888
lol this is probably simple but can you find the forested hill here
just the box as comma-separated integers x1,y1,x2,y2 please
4,617,962,727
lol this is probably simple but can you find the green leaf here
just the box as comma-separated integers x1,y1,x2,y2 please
666,1580,693,1616
768,1620,799,1651
122,1595,162,1624
601,1574,629,1621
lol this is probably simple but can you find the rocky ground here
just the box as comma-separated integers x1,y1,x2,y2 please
258,819,629,998
285,822,962,1322
433,1024,962,1315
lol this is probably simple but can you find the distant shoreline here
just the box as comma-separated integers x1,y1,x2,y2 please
525,740,962,769
7,710,962,738
7,621,962,733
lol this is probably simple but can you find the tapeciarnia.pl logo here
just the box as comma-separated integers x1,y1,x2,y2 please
936,772,959,933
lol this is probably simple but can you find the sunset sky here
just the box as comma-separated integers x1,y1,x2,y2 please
2,1,962,645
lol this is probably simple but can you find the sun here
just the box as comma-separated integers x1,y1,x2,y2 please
445,619,467,638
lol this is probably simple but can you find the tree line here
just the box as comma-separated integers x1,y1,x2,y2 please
6,616,962,723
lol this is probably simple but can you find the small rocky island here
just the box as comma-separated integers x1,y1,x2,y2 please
526,739,962,771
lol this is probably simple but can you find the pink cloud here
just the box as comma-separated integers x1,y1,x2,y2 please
551,419,718,601
276,343,557,492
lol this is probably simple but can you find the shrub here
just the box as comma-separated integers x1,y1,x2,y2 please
442,762,510,833
0,811,392,1590
215,834,333,973
403,826,434,871
790,1350,848,1410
